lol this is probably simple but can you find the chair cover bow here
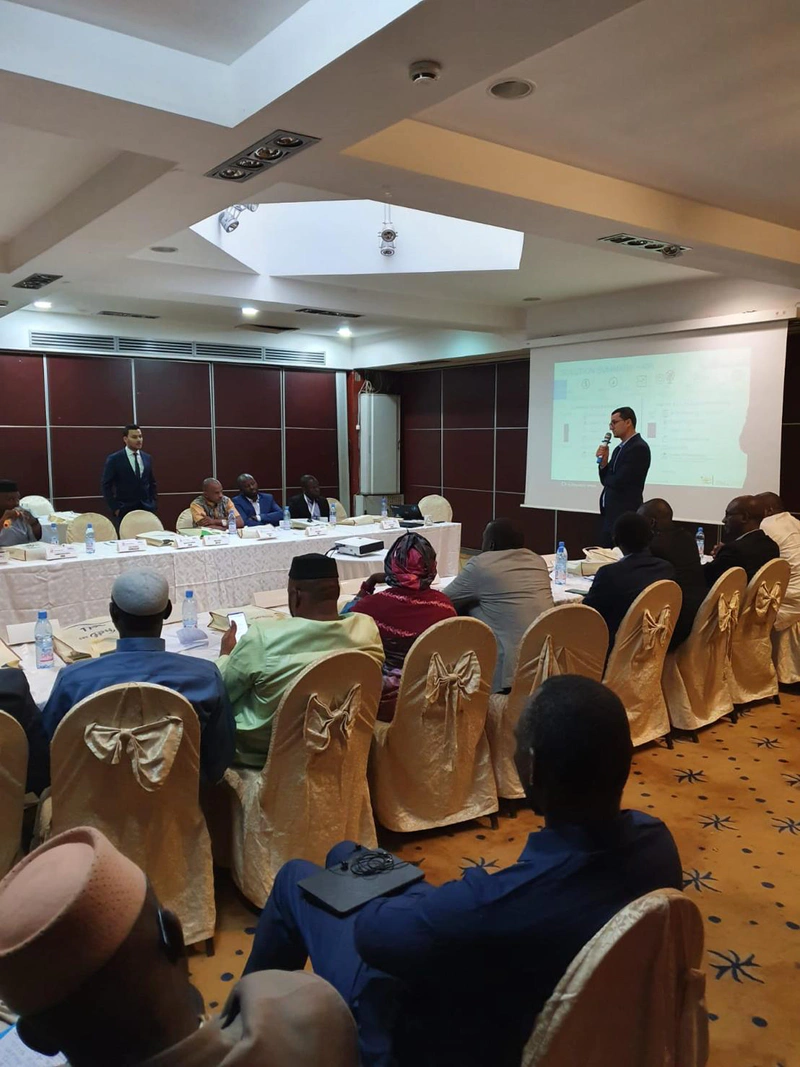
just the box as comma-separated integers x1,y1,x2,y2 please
755,581,782,620
83,716,184,792
642,607,672,651
304,685,361,753
424,651,481,717
717,590,741,656
530,633,562,694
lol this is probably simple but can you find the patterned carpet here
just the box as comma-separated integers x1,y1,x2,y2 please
190,693,800,1067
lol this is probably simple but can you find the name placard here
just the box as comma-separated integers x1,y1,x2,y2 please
117,539,145,554
202,534,228,547
304,524,327,538
380,518,400,531
175,535,196,549
256,526,277,540
45,544,78,561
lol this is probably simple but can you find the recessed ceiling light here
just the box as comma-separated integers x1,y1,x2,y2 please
219,166,247,180
273,135,303,148
251,146,284,162
150,246,178,254
337,325,353,338
33,300,52,309
241,306,259,317
488,78,535,100
235,158,264,170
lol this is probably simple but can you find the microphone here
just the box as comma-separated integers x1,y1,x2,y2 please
596,431,611,465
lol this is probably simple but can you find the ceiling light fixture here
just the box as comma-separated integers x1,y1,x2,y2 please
598,232,691,258
488,78,535,100
33,300,52,310
379,202,397,258
241,306,259,317
337,325,353,338
13,272,62,290
409,60,442,83
219,203,258,234
206,129,320,183
150,246,178,254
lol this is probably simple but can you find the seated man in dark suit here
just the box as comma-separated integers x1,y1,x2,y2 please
583,511,675,653
287,475,330,522
100,424,157,528
0,668,50,794
244,675,682,1067
0,479,41,547
703,495,779,587
233,473,284,527
638,498,707,648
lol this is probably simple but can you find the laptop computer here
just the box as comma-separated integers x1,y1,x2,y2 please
298,847,424,915
390,503,423,521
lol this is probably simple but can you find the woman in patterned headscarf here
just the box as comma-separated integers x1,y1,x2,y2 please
348,532,456,719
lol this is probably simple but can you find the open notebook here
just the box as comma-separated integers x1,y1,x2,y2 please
0,1026,66,1064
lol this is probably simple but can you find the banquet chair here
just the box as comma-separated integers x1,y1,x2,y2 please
417,494,453,523
65,512,117,543
327,496,348,518
522,889,708,1067
0,711,28,878
47,682,215,946
119,509,164,539
773,621,800,684
728,557,790,707
486,604,608,799
19,494,54,520
176,508,195,530
603,580,681,747
369,617,498,832
663,567,747,734
225,651,382,907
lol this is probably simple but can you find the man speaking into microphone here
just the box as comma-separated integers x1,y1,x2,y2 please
596,406,651,547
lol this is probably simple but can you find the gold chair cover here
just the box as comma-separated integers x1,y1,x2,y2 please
603,581,682,746
663,568,746,732
417,494,453,523
0,710,27,878
65,512,118,542
49,682,214,944
369,617,498,831
225,651,382,907
522,889,708,1067
772,621,800,684
119,509,165,538
486,604,608,799
176,508,195,530
728,558,790,705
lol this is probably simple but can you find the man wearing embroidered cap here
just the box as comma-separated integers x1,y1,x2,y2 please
217,553,384,768
42,569,235,784
0,826,358,1065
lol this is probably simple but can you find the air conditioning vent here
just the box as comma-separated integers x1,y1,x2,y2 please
117,337,193,355
296,307,362,318
13,272,63,290
598,233,691,258
263,348,325,366
98,310,160,320
30,331,116,351
236,323,298,335
27,331,325,366
195,342,263,360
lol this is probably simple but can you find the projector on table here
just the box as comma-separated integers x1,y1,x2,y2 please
335,536,385,557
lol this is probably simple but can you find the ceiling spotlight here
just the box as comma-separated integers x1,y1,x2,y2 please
380,245,396,257
660,244,684,259
218,166,247,180
235,158,264,170
252,146,285,161
241,306,259,317
206,130,319,182
273,135,304,148
337,325,353,338
33,300,52,309
150,246,178,254
488,78,535,100
218,204,259,234
379,205,398,258
380,227,398,243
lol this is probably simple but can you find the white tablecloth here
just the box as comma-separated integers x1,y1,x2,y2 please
0,522,461,634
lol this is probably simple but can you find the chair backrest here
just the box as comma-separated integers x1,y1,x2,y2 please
327,496,348,518
604,580,682,746
739,557,791,625
523,888,708,1067
511,603,608,699
19,495,54,520
682,566,747,657
0,711,28,878
65,512,117,543
257,651,382,862
176,508,195,530
50,682,214,943
418,494,453,523
119,510,164,539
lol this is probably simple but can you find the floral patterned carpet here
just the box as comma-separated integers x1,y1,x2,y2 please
191,694,800,1067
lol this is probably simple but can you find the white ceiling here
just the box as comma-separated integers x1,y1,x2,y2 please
7,0,309,61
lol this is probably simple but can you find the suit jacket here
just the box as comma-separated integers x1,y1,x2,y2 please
598,434,651,543
287,493,330,521
101,448,157,515
650,524,707,648
233,492,284,527
583,549,675,652
703,528,780,588
0,668,50,794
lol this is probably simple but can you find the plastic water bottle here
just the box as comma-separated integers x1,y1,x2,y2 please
329,501,337,526
227,510,237,538
695,527,705,559
281,506,291,531
554,541,568,586
84,522,95,555
182,590,197,629
34,610,54,669
47,522,58,545
380,496,388,519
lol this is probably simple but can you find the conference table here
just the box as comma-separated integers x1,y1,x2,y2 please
0,521,462,634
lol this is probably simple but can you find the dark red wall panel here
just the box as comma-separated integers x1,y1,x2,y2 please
216,428,282,495
48,355,133,426
496,360,529,427
401,369,441,430
284,370,337,429
403,428,441,489
508,498,555,555
214,364,281,428
135,359,211,428
495,428,527,494
52,495,107,519
0,354,45,424
443,429,494,491
442,488,493,548
780,425,800,513
556,510,601,552
285,427,338,487
0,428,49,494
443,365,495,429
51,427,123,498
142,428,213,496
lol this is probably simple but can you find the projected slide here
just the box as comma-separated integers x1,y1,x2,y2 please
551,349,751,488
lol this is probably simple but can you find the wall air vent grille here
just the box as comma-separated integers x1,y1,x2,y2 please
31,331,116,351
28,332,325,367
117,337,194,355
98,310,160,320
296,307,362,318
264,348,325,366
195,342,263,360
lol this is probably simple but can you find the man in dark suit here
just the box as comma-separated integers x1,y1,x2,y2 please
596,406,651,548
703,495,779,587
0,668,50,794
101,425,157,528
287,474,330,522
233,473,284,527
639,498,707,649
583,511,675,653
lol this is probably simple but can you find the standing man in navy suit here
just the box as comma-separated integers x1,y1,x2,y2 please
596,406,651,548
101,424,158,529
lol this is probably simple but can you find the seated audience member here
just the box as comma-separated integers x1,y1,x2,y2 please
189,478,244,530
245,675,682,1067
0,668,50,794
703,494,779,587
758,492,800,631
443,518,554,691
233,473,284,528
347,533,455,718
287,474,331,522
0,479,41,547
638,498,707,648
42,570,235,784
0,826,358,1067
217,554,383,768
583,511,676,652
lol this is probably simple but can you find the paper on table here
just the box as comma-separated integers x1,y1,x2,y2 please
6,620,62,646
0,1026,67,1064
